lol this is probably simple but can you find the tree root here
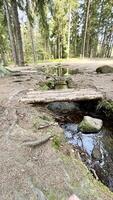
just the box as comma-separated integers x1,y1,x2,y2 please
90,168,99,180
22,134,52,147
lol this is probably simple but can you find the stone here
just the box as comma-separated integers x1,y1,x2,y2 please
46,78,55,89
79,116,103,133
47,102,80,113
96,65,113,74
54,77,68,89
68,194,80,200
92,144,102,161
66,77,77,88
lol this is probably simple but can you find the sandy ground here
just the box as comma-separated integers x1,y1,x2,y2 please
61,59,113,100
8,58,113,100
1,59,113,200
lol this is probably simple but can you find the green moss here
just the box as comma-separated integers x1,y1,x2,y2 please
47,191,56,200
40,115,51,121
61,153,113,200
32,115,54,131
46,189,67,200
52,135,62,150
79,122,94,132
79,118,101,133
97,100,113,117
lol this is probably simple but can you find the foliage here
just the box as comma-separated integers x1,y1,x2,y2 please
52,135,62,150
97,100,113,117
2,0,113,65
0,2,9,64
97,100,113,112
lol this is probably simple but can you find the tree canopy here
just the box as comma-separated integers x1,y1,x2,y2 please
0,0,113,65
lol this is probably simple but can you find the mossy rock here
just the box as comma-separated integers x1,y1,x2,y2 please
66,77,77,88
55,78,68,89
91,144,102,161
79,116,103,133
96,65,113,74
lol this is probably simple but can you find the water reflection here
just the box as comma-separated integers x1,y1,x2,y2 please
62,122,113,191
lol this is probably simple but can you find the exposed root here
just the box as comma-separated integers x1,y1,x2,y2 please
22,134,52,147
90,168,99,180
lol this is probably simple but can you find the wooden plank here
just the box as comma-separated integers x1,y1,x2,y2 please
20,89,103,104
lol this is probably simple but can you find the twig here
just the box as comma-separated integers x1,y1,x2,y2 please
38,123,55,130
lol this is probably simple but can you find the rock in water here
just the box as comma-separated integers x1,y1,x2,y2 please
92,144,102,161
47,102,79,113
79,116,103,133
96,65,113,74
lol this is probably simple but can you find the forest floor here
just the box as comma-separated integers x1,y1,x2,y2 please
1,59,113,200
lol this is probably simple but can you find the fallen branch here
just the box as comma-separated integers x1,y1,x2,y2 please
38,122,55,130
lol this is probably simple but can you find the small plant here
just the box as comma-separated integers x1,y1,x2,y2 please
97,100,113,111
40,115,50,121
97,100,113,117
52,135,62,150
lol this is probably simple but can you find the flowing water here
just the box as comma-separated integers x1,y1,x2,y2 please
48,100,113,192
61,118,113,191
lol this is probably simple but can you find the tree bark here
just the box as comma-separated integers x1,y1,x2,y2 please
82,0,91,57
67,5,71,58
11,0,24,66
56,36,60,59
4,0,18,65
26,0,36,64
29,25,36,63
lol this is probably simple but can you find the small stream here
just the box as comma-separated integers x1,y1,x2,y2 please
48,101,113,192
44,66,113,192
62,121,113,191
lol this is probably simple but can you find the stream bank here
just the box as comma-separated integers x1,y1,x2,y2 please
47,99,113,192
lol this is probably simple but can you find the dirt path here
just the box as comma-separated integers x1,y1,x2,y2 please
1,60,113,200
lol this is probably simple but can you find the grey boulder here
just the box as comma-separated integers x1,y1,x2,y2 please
79,116,103,133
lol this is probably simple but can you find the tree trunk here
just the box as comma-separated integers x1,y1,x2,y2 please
26,0,36,64
4,0,18,65
86,32,90,57
1,51,7,66
11,0,24,66
67,5,71,58
101,27,107,57
56,36,60,59
82,0,91,57
29,25,36,63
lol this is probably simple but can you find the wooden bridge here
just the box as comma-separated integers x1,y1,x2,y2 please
20,89,103,104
